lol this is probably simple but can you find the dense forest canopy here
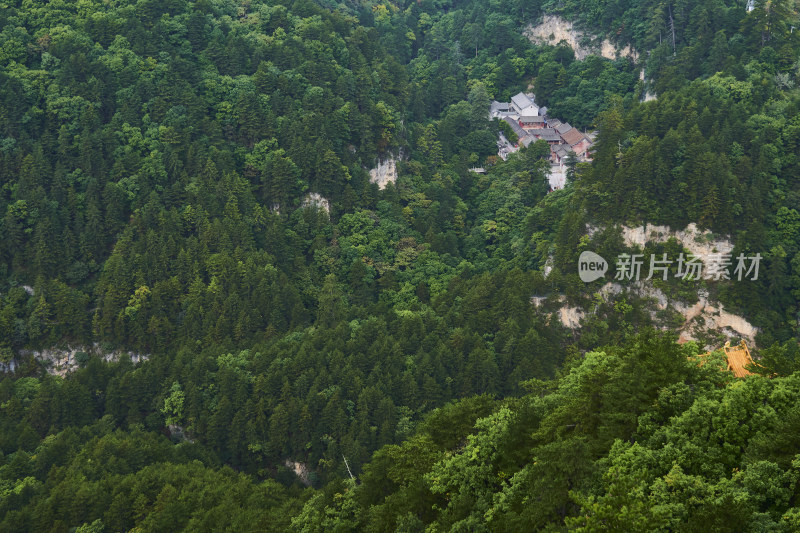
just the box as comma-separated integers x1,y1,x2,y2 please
1,0,800,530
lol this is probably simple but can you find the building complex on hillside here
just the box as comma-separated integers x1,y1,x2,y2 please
490,92,594,190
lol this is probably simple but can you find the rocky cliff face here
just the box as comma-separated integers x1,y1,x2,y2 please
284,459,312,486
543,223,757,348
369,155,400,190
525,15,639,61
302,192,331,214
12,344,149,376
593,222,733,259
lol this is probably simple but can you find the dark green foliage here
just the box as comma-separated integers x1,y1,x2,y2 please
1,0,799,530
296,333,800,531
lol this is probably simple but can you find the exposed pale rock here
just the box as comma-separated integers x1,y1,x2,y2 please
525,15,638,61
285,459,312,486
587,222,734,258
369,157,398,190
559,306,585,328
18,344,149,377
302,192,330,214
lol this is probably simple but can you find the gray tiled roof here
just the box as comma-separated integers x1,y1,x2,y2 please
503,116,527,138
535,128,562,142
555,123,572,135
553,145,570,156
491,101,510,113
511,92,534,110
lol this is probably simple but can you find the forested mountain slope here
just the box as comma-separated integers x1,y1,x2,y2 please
294,333,800,532
1,0,800,530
